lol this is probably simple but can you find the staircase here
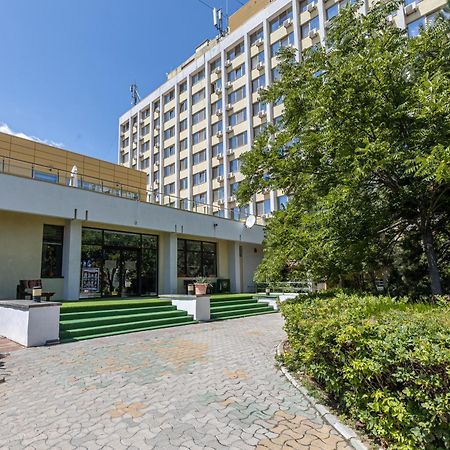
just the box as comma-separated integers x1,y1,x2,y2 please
59,299,197,343
210,294,276,321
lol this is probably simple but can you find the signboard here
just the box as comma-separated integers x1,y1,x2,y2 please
81,268,100,292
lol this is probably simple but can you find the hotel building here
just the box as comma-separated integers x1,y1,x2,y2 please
118,0,446,220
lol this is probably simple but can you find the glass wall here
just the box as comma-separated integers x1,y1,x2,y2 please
80,228,158,298
177,239,217,278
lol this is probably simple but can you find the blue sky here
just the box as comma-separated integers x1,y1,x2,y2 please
0,0,242,162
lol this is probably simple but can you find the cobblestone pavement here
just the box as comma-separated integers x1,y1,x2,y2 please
0,314,356,449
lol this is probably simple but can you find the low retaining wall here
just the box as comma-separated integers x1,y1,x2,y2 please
0,300,61,347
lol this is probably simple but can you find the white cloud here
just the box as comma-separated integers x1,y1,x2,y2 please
0,123,64,148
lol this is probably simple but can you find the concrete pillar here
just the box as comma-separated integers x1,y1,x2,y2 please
162,232,178,294
228,241,242,293
62,220,82,301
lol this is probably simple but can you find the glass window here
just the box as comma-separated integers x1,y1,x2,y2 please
252,75,266,92
326,3,339,20
180,157,188,170
212,142,223,156
192,108,206,125
193,149,207,165
270,8,293,33
277,195,288,209
211,99,223,114
213,187,224,201
179,81,187,93
180,138,188,151
192,89,205,105
300,0,317,12
228,86,246,104
33,171,59,183
229,131,248,150
227,41,244,60
164,145,175,158
407,17,425,37
250,28,264,45
229,158,240,173
164,126,175,139
41,225,64,278
251,51,265,70
229,108,247,126
193,171,207,186
211,120,223,135
180,99,188,112
164,164,175,176
164,109,175,121
302,16,320,37
192,128,206,145
180,118,188,131
180,177,188,190
177,239,217,277
212,164,224,178
210,58,222,72
164,90,175,104
228,64,246,82
192,70,205,85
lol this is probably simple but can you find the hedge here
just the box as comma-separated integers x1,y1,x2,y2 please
280,292,450,449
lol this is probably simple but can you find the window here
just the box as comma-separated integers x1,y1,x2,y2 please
301,16,320,38
180,158,188,170
141,141,150,152
154,169,160,179
180,138,188,151
229,159,240,173
177,239,217,277
192,108,206,125
211,79,222,94
253,101,266,116
180,99,188,112
230,182,240,194
252,75,266,92
142,158,150,169
192,128,206,145
300,0,316,12
229,108,247,126
228,64,246,82
180,118,188,131
121,137,129,148
164,182,175,195
164,126,175,139
228,86,246,104
192,70,205,85
164,145,175,158
227,41,244,60
272,67,281,82
210,58,222,72
153,101,160,112
164,164,175,176
164,109,175,121
256,199,271,215
271,33,294,57
41,225,64,278
326,3,339,20
251,51,265,70
229,131,248,150
270,9,293,33
213,187,224,201
33,171,59,183
192,89,205,105
250,28,264,45
212,164,224,178
142,108,150,119
180,177,188,190
212,142,223,157
179,81,187,93
211,99,223,114
180,198,189,209
164,90,175,104
194,192,207,205
193,170,207,186
211,120,223,135
193,149,207,165
407,17,425,37
141,125,150,136
277,195,288,209
154,153,160,163
121,122,129,133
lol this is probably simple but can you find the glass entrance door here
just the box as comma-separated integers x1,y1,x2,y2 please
103,248,139,297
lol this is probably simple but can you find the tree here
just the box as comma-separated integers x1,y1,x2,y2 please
238,0,450,295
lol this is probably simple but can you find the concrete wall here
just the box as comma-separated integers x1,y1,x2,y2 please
0,211,65,300
241,243,264,292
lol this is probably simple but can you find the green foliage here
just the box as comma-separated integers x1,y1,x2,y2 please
238,0,450,295
281,292,450,449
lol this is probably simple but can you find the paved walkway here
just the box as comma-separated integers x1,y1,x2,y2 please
0,315,355,450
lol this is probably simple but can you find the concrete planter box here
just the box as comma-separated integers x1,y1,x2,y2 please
160,295,210,321
0,300,61,347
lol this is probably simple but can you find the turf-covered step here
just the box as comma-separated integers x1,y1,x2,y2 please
209,299,260,308
60,320,197,344
60,309,189,330
211,308,276,321
60,315,195,339
60,299,172,313
210,301,270,313
60,305,177,321
210,294,255,302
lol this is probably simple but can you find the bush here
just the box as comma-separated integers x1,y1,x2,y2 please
281,292,450,449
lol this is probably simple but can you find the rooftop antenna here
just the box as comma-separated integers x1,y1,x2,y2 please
213,7,225,37
130,83,141,106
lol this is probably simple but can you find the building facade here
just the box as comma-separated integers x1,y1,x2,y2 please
0,132,264,300
118,0,445,220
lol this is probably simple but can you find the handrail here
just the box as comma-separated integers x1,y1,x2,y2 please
0,155,265,225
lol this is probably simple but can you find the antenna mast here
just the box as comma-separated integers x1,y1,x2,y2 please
130,83,141,106
213,8,226,37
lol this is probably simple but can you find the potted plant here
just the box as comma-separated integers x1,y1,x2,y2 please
194,277,211,296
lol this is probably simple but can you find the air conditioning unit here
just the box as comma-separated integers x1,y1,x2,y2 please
256,61,265,71
227,149,234,156
154,160,160,166
226,103,233,111
262,187,271,194
216,130,223,138
261,213,270,219
216,175,224,182
217,153,224,159
132,141,137,149
132,158,137,165
255,37,264,47
228,195,236,202
307,1,317,12
225,59,232,67
404,2,417,15
154,107,160,114
155,142,160,148
228,172,235,179
155,123,161,130
215,87,223,95
226,125,233,133
213,67,222,75
217,198,225,205
257,85,266,94
258,110,267,119
386,14,395,24
226,81,233,89
309,28,319,38
140,118,145,124
215,109,223,117
154,180,159,186
283,18,293,28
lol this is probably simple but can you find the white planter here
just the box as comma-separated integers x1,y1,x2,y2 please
160,295,210,321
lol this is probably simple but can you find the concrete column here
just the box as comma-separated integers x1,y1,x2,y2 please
228,241,242,293
62,220,82,301
162,232,178,294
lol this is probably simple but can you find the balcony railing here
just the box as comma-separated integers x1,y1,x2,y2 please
0,155,265,226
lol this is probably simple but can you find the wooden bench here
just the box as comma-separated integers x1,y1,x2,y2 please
16,280,55,302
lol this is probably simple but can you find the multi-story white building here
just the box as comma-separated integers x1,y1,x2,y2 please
118,0,445,221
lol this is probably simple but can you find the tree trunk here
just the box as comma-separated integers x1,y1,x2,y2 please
421,227,442,296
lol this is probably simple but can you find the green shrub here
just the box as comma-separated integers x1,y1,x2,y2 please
281,292,450,449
